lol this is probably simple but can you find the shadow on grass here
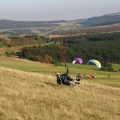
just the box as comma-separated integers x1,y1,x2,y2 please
44,82,76,88
44,82,59,87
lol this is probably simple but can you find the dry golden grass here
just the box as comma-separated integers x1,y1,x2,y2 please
0,67,120,120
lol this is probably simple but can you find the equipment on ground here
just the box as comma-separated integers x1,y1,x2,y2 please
56,72,80,86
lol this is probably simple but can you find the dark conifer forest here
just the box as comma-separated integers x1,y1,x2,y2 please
20,32,120,65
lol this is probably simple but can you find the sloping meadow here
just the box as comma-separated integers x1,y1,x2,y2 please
0,67,120,120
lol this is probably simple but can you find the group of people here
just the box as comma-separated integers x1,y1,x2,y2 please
56,68,81,85
56,68,112,86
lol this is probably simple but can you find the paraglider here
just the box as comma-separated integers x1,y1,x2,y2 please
55,35,81,86
87,59,101,68
72,58,83,64
56,68,80,85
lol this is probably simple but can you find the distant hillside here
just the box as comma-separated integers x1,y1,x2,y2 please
1,12,120,34
82,12,120,27
0,19,67,29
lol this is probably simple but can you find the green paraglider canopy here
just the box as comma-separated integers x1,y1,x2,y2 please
87,59,101,68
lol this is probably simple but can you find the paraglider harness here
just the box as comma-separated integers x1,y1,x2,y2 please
56,68,80,85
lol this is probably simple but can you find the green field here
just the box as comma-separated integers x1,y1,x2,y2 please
0,56,120,88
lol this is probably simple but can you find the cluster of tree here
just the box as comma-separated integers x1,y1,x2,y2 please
20,46,53,63
0,35,50,47
69,32,120,41
19,32,120,67
100,63,114,72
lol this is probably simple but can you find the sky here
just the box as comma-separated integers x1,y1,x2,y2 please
0,0,120,21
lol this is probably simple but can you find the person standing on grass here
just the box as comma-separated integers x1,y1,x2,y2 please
108,74,110,78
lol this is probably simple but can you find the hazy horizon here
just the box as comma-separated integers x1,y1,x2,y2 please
0,0,120,21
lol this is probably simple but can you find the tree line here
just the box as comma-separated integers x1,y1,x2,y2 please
19,32,120,66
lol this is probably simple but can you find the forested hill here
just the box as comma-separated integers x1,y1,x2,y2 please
1,12,120,30
82,13,120,26
0,20,67,29
20,32,120,65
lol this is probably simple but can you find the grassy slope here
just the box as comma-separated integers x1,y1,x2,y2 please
0,56,120,88
0,67,120,120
